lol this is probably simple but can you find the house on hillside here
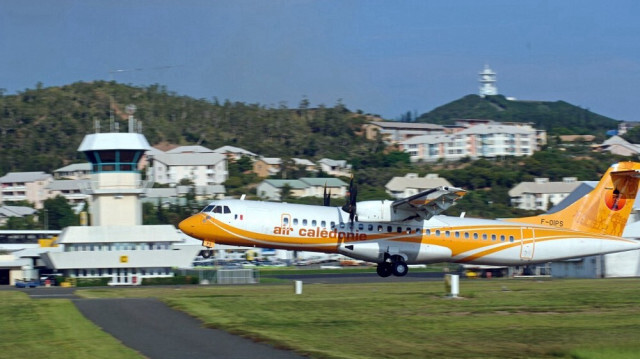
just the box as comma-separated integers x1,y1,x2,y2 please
0,206,37,226
593,136,640,157
46,179,90,211
385,173,453,199
147,150,228,187
317,158,352,177
213,146,258,161
253,157,282,177
53,163,92,180
362,121,446,144
257,178,348,201
400,122,540,162
509,177,582,211
292,158,317,173
0,172,53,209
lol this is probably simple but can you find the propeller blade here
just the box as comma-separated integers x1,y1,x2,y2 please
323,182,331,206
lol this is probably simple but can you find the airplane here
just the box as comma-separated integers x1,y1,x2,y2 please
179,161,640,277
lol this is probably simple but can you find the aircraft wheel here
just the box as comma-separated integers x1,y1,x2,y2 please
201,249,212,259
376,263,392,277
391,259,408,277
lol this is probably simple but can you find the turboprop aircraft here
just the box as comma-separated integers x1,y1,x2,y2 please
179,162,640,277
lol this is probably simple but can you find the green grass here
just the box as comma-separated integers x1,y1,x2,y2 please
77,278,640,359
0,291,142,359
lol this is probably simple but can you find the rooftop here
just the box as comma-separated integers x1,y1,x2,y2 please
78,133,150,152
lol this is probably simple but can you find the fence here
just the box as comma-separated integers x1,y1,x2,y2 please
177,268,259,285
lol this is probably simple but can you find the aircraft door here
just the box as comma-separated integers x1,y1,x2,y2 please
520,227,536,260
281,214,292,229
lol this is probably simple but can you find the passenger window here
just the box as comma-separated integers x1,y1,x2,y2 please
283,217,289,225
473,233,478,240
491,234,496,241
358,223,364,230
321,221,326,228
312,220,317,226
482,234,488,240
445,231,451,237
426,229,431,236
387,226,392,232
302,219,308,226
396,227,402,233
340,223,345,229
330,221,336,229
415,228,421,234
509,235,515,242
368,224,373,231
455,232,460,238
500,235,505,242
406,227,411,234
293,218,299,225
377,225,383,232
464,232,470,239
435,230,441,236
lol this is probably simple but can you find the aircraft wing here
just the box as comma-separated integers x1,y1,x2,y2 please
391,186,466,221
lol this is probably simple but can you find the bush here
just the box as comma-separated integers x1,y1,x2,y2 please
140,275,199,286
75,277,111,287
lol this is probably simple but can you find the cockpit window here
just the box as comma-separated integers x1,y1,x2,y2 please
213,206,222,213
224,206,231,214
202,205,215,213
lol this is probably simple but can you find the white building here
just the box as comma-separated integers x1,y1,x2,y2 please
213,145,258,161
257,178,348,201
47,179,90,210
149,151,228,187
317,158,352,177
400,123,540,162
509,177,582,211
53,163,92,180
385,173,453,199
0,206,37,226
0,172,53,209
362,121,446,144
41,225,199,285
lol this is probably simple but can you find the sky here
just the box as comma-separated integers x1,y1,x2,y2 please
1,1,640,121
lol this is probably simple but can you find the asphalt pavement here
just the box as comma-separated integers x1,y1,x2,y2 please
73,297,306,359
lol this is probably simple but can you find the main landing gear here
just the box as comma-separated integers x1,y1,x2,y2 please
376,254,408,278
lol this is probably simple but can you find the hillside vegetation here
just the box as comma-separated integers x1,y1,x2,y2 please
417,94,619,137
0,81,382,174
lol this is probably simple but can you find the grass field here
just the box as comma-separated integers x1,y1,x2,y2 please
0,291,141,359
76,278,640,359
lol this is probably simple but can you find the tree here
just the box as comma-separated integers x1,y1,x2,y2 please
41,195,78,229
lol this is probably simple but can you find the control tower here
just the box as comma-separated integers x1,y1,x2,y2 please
478,65,498,97
78,132,151,226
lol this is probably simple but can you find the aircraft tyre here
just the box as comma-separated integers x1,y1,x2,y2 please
391,256,408,277
201,250,213,259
376,263,392,277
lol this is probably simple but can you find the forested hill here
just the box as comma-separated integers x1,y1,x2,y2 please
0,81,382,174
417,94,619,136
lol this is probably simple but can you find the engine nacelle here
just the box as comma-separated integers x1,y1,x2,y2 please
355,200,415,222
338,240,452,264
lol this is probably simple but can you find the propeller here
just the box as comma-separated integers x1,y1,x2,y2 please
323,182,331,206
341,177,358,224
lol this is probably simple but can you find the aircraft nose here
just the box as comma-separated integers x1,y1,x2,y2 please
178,214,202,238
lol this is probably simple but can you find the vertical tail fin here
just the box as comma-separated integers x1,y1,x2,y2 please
506,162,640,236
